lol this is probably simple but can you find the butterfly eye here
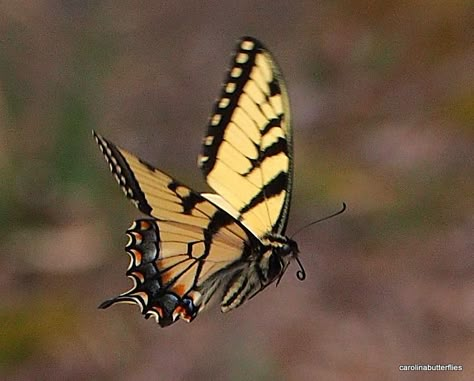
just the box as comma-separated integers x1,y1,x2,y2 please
277,242,296,257
282,244,292,256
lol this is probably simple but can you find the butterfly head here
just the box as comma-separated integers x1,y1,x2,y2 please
262,235,302,285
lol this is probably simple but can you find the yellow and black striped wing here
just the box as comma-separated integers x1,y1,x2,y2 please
199,37,293,238
94,132,258,326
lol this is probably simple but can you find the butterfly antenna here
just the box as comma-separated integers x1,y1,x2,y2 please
290,202,347,239
295,256,306,281
275,253,307,287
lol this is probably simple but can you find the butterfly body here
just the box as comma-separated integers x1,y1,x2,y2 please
95,36,299,327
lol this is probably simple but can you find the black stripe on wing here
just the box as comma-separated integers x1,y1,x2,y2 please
239,172,287,215
94,131,153,215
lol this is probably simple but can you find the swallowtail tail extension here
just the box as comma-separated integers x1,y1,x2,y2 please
94,37,305,327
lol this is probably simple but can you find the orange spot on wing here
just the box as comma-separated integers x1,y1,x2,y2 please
132,232,143,243
171,283,187,296
173,305,191,322
129,249,142,265
130,271,144,283
140,220,152,229
152,306,164,318
174,305,185,314
160,271,173,284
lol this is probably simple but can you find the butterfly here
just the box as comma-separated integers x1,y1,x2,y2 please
94,36,305,327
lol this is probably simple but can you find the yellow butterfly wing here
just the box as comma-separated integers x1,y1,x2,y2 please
199,37,293,238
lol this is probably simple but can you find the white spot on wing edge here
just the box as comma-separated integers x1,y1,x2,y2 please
226,82,236,93
235,52,248,64
203,136,214,146
218,97,230,109
197,154,209,166
230,67,243,78
211,114,221,126
241,40,255,50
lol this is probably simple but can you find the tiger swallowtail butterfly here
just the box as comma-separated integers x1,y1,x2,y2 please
94,36,303,327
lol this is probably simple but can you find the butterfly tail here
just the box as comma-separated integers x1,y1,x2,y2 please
98,219,198,327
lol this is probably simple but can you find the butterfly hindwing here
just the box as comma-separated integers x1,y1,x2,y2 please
100,219,248,326
199,37,293,237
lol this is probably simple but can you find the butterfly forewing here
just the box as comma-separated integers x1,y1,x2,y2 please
199,37,293,237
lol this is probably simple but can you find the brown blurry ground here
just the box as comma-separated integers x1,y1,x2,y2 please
0,2,472,380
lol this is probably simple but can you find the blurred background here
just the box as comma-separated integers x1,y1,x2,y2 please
1,1,472,380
